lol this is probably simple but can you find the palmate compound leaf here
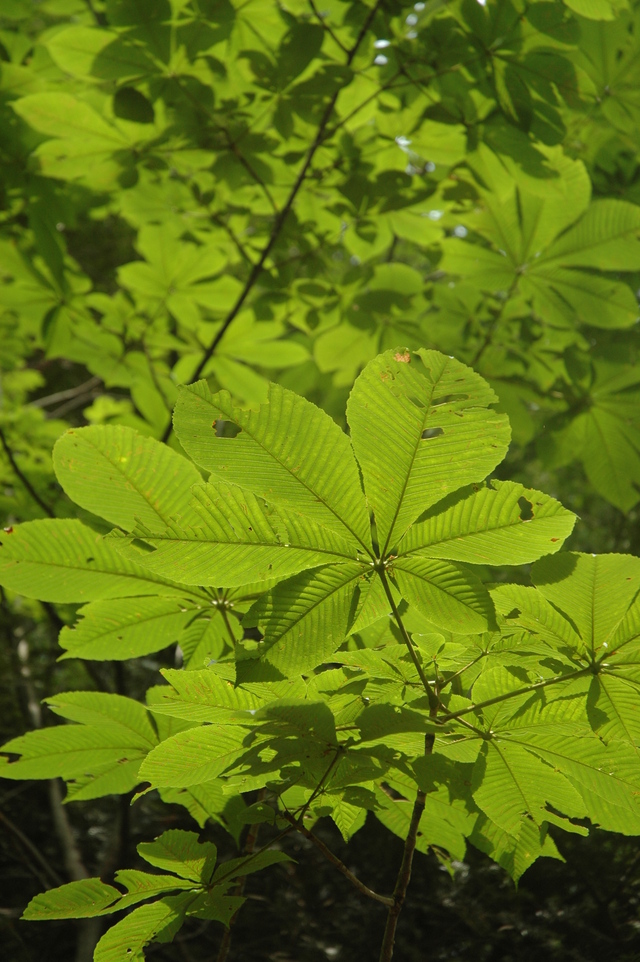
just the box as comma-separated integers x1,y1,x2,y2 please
53,425,203,531
122,349,574,678
346,349,512,554
531,552,640,659
461,553,640,836
172,380,372,551
23,825,287,958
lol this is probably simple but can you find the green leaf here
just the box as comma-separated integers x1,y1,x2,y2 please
53,425,202,530
45,691,158,743
23,879,122,920
173,381,372,551
45,26,156,81
58,597,200,661
563,0,617,21
138,830,217,883
397,481,576,565
531,553,640,658
392,557,497,634
211,849,292,883
93,895,192,962
113,481,358,587
237,562,365,680
346,349,511,552
149,668,264,723
471,740,587,834
138,725,248,788
0,725,148,790
13,92,130,143
539,199,640,271
0,520,184,602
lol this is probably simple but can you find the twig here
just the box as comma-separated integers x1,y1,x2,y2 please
224,133,278,213
161,0,384,443
378,787,427,962
308,0,349,52
216,791,267,962
281,812,393,906
28,377,101,409
47,389,102,419
0,424,55,517
0,807,63,888
297,749,344,825
440,665,593,723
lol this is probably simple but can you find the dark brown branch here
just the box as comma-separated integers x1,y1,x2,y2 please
378,786,427,961
0,424,55,517
216,790,266,962
161,0,384,443
282,812,393,906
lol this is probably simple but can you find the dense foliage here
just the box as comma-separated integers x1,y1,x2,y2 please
2,1,640,960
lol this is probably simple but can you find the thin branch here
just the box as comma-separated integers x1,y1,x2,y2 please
281,812,393,906
28,377,101,409
378,787,427,962
470,279,520,367
46,389,102,419
297,748,344,825
161,0,384,443
223,133,279,213
377,568,438,712
308,0,349,53
216,790,266,962
0,424,55,517
0,807,63,888
440,665,593,723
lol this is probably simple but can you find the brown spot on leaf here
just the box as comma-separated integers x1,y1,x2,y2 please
394,351,411,363
3,526,13,534
550,538,559,543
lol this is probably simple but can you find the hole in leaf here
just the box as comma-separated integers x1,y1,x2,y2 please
518,497,534,521
214,419,241,438
131,539,156,553
421,427,444,440
432,393,468,405
380,781,408,801
505,608,521,619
